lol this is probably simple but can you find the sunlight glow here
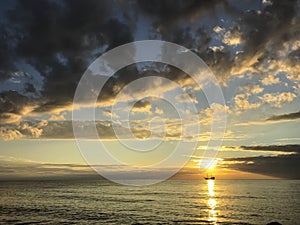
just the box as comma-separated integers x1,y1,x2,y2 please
198,158,218,169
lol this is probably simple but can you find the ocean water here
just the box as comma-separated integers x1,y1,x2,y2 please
0,180,299,224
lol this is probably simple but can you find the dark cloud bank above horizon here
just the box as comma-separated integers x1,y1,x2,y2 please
223,145,300,179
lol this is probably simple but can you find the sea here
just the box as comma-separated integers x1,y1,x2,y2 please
0,180,299,225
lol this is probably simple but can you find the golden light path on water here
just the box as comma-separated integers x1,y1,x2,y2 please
207,180,217,223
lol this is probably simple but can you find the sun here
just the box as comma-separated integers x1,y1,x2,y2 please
198,158,218,170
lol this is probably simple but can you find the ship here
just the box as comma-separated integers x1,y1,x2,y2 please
204,174,215,180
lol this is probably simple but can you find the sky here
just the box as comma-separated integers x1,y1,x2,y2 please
0,0,299,180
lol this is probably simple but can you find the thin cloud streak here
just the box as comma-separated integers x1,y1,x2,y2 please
266,110,300,121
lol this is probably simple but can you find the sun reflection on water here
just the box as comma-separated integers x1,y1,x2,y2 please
207,180,217,224
208,179,215,196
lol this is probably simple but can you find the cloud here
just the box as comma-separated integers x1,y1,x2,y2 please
202,0,300,82
233,84,265,113
260,92,297,108
20,122,43,138
237,110,300,126
203,103,231,117
0,0,136,122
223,28,242,46
239,84,264,95
293,83,300,94
0,120,48,140
220,144,300,179
154,107,164,115
137,0,223,24
0,128,23,141
175,93,198,104
213,26,225,34
222,154,300,179
0,91,38,123
0,0,300,127
285,48,300,81
131,100,152,114
235,109,300,127
49,113,66,121
266,110,300,121
234,94,260,111
239,144,300,154
0,70,44,98
261,74,280,85
230,1,300,80
197,130,246,142
0,118,199,141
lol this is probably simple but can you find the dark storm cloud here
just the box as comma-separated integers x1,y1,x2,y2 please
1,0,300,124
0,91,28,115
8,0,110,57
97,63,190,108
0,0,135,119
241,0,299,53
266,111,300,121
137,0,216,52
227,0,300,75
0,91,36,123
136,0,239,80
138,0,222,22
0,24,14,81
142,0,300,80
211,0,300,79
